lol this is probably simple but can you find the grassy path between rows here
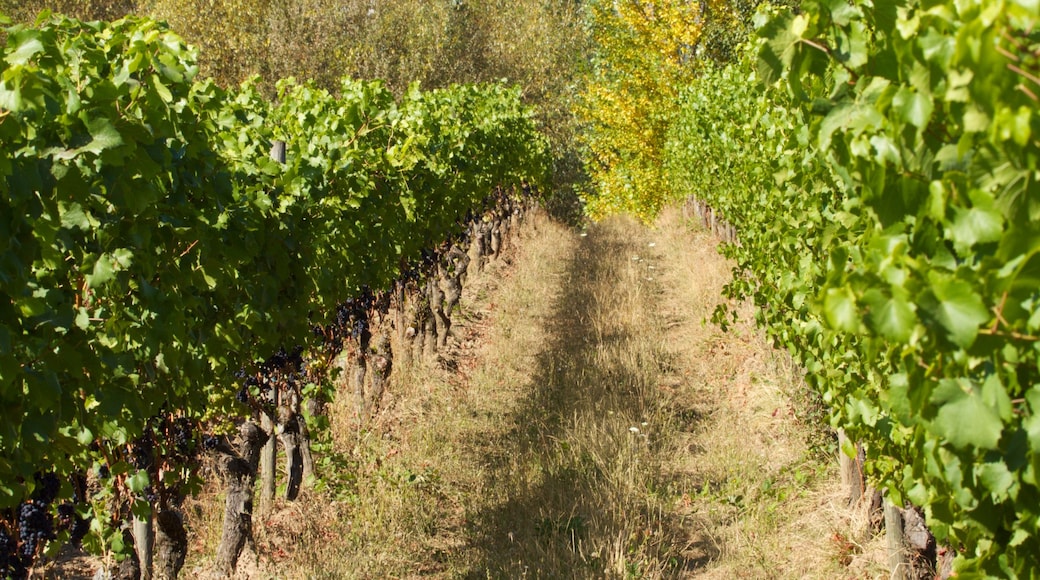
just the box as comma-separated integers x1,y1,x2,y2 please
179,208,888,578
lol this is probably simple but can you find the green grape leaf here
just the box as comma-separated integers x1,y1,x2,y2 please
1024,388,1040,451
893,86,934,129
81,118,124,155
127,470,150,494
948,206,1004,254
60,203,93,231
926,273,990,347
5,32,43,66
757,12,801,85
863,288,916,342
826,0,862,26
932,381,1003,450
823,286,860,332
50,118,124,160
87,250,132,288
976,461,1013,501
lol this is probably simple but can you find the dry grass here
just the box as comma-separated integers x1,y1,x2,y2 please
167,205,890,579
648,207,889,579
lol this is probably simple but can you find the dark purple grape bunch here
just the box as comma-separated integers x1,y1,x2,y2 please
327,290,375,351
262,346,306,397
154,416,203,506
201,434,221,451
233,368,261,407
0,521,21,579
165,416,197,460
0,473,62,578
128,434,155,472
16,501,52,572
57,472,92,548
233,367,273,411
234,346,306,413
56,503,89,548
260,346,304,375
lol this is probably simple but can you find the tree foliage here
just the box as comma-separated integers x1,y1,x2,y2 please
577,0,703,220
5,0,588,209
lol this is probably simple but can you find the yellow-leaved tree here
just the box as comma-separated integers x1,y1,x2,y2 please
578,0,703,220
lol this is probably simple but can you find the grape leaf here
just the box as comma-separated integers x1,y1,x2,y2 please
926,273,990,347
933,391,1003,450
823,286,860,333
5,32,43,66
863,288,916,342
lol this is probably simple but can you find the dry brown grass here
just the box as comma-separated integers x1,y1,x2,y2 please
648,207,889,579
168,205,889,579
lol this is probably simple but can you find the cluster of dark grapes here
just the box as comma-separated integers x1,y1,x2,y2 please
260,346,304,373
321,291,376,352
0,474,64,578
399,248,442,290
16,502,52,562
233,346,309,412
164,416,196,459
31,474,59,506
158,415,209,508
129,434,155,471
233,367,263,406
142,486,160,504
63,473,91,547
202,434,220,450
0,524,20,579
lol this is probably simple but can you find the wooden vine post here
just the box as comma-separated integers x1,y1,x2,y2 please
259,139,287,514
279,393,304,501
259,390,278,513
884,498,907,580
131,506,154,580
837,429,865,504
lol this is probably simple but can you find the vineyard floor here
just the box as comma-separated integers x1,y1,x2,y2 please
47,208,887,578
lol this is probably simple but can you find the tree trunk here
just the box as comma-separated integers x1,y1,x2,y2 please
367,334,393,413
351,353,368,418
422,278,439,358
300,397,322,483
468,221,486,277
490,221,502,258
115,526,141,580
154,508,187,580
213,421,268,577
433,268,454,350
394,280,413,367
443,247,466,315
902,505,937,580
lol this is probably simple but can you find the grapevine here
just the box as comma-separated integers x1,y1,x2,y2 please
655,0,1040,575
0,12,549,569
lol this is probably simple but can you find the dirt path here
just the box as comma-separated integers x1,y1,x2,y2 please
452,212,702,577
196,207,882,578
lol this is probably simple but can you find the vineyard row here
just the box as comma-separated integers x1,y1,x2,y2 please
0,14,549,577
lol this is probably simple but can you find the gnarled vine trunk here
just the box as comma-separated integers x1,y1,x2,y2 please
154,508,187,580
213,421,268,577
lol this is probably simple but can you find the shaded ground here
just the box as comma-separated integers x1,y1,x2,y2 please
456,214,711,577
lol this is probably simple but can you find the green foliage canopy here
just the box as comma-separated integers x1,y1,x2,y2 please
0,14,548,555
